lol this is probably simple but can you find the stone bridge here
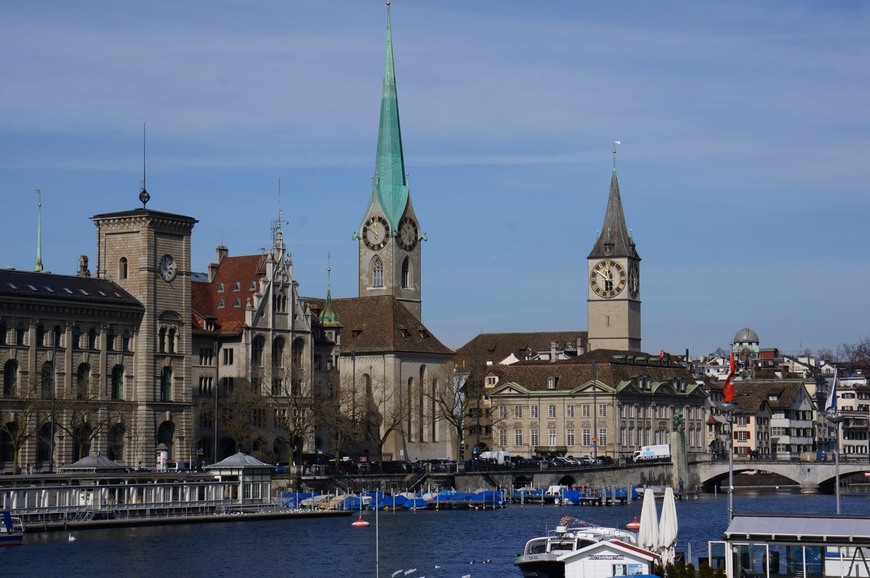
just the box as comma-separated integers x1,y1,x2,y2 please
692,460,870,493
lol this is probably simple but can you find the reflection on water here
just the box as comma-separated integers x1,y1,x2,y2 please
6,491,868,578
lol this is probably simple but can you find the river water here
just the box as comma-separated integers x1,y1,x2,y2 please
4,491,867,578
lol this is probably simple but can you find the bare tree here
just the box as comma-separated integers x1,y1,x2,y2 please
0,384,50,473
837,337,870,364
218,380,265,455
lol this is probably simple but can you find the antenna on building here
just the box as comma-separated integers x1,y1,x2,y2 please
139,123,150,208
34,189,44,272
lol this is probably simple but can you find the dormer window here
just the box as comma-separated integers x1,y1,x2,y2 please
547,376,557,390
233,298,241,308
217,283,225,293
249,281,257,291
232,282,241,291
218,299,225,308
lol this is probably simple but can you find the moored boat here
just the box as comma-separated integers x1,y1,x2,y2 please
0,511,24,546
514,516,648,578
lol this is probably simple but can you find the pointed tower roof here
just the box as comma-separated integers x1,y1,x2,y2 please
368,2,409,230
34,189,44,272
588,165,640,260
319,263,342,328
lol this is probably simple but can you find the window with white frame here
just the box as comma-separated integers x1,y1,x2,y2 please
499,428,507,447
514,429,523,446
582,404,590,418
566,428,575,446
582,428,591,446
598,403,607,417
530,405,538,419
566,405,575,418
548,429,557,446
598,428,607,446
548,405,556,418
530,429,539,447
514,406,523,419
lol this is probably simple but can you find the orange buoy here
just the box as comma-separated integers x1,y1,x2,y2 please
351,515,370,528
626,516,640,531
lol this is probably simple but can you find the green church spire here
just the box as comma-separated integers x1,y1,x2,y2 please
369,1,409,230
319,258,342,328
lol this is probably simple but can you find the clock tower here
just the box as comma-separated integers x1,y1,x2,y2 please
587,155,641,352
92,199,197,468
356,2,423,320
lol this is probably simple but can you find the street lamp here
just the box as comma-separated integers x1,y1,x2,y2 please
826,410,846,515
711,400,738,522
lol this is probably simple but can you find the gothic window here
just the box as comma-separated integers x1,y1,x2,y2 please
252,335,265,367
3,360,18,398
372,257,384,288
111,365,124,400
272,338,285,368
119,257,128,280
401,257,411,289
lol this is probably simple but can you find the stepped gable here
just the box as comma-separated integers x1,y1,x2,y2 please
191,254,263,336
307,295,452,356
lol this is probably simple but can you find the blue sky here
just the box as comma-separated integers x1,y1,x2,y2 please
2,1,869,357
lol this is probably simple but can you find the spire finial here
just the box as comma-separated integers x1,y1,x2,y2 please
612,140,620,169
139,123,150,208
34,189,44,272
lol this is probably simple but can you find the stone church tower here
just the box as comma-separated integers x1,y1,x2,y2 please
355,2,423,321
587,153,641,352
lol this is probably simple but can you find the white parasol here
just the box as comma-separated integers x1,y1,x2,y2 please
658,486,679,568
637,488,659,552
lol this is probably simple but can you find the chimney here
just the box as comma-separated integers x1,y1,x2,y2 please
209,245,229,282
550,341,557,363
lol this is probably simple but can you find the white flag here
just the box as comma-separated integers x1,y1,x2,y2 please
825,371,838,413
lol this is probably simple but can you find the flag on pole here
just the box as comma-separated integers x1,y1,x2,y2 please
825,370,838,413
723,352,736,403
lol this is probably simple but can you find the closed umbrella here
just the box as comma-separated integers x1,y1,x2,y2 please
637,488,659,552
658,486,679,568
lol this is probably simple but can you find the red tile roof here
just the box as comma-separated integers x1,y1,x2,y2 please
192,255,263,336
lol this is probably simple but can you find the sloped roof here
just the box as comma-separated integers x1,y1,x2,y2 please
733,380,806,409
192,255,263,335
0,269,142,310
456,331,587,365
307,295,452,356
206,451,271,469
60,454,127,472
490,349,696,394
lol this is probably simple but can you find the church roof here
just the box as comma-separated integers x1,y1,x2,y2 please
588,168,639,260
192,254,263,335
366,3,410,231
308,295,452,356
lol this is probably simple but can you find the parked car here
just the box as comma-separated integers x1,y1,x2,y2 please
594,456,614,466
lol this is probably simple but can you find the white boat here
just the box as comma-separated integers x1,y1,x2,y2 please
515,516,655,578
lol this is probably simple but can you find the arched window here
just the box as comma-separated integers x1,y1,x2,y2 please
160,367,172,402
168,327,177,354
158,327,167,353
122,330,131,352
88,328,97,350
272,337,285,368
76,363,91,400
3,360,18,398
119,257,128,280
401,257,411,289
53,326,62,348
0,424,16,465
106,328,115,352
111,365,124,400
72,326,82,349
252,335,265,366
406,376,415,441
15,323,25,345
36,324,45,348
37,423,52,464
372,257,384,288
0,322,6,345
41,361,54,398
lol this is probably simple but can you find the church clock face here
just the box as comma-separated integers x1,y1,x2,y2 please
628,262,639,299
590,259,626,299
362,215,390,251
398,217,418,251
158,254,177,282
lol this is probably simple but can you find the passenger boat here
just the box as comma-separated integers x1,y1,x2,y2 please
515,516,655,578
0,511,24,546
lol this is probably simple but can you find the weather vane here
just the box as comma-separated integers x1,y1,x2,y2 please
612,140,621,168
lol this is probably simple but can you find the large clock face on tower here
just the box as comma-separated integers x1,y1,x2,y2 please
398,217,418,251
362,215,390,251
590,259,626,299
